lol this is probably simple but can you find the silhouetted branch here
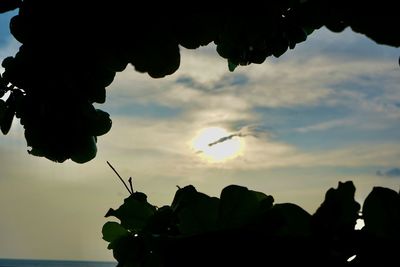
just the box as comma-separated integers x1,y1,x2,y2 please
106,161,132,194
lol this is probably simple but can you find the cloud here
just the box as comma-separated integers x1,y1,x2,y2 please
108,44,334,112
231,141,400,171
376,168,400,177
1,27,399,176
175,73,249,92
109,33,399,132
98,26,400,174
91,113,400,174
175,75,207,91
295,118,354,133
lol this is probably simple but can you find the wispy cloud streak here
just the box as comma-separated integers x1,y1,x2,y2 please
376,168,400,178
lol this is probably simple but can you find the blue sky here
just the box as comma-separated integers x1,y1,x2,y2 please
0,11,399,261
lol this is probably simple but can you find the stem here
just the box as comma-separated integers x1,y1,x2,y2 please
106,161,132,194
128,177,134,193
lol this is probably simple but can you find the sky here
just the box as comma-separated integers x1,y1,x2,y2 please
1,11,400,261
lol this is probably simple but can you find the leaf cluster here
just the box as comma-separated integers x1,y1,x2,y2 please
103,181,400,267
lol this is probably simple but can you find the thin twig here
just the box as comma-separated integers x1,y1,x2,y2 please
128,177,134,193
107,161,132,194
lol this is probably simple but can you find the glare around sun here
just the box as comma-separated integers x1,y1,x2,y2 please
191,127,244,163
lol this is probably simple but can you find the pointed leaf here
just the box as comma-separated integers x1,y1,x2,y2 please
1,95,15,135
228,59,237,72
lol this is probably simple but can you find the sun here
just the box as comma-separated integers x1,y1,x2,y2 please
191,127,245,162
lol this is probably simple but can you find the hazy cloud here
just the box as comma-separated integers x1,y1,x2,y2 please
175,73,249,92
376,168,400,177
98,113,400,171
295,118,354,133
99,27,400,173
175,75,208,91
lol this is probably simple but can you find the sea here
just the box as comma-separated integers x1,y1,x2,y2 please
0,259,116,267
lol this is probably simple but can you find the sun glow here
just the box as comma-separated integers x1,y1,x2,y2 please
191,127,244,162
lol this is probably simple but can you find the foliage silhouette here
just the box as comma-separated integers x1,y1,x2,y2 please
0,0,399,163
0,2,398,266
103,181,400,267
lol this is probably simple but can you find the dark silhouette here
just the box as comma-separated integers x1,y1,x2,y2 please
0,2,398,266
0,0,399,163
103,181,400,267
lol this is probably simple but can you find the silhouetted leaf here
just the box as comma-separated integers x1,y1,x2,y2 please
171,185,200,211
171,185,220,234
102,221,129,249
218,185,273,229
70,135,97,164
9,15,26,43
0,0,20,13
312,181,360,236
0,99,5,122
178,193,219,235
1,56,15,69
103,182,400,267
1,94,16,135
228,59,237,72
87,109,112,136
286,26,307,49
271,203,311,237
143,206,177,235
362,186,400,238
112,234,145,265
271,35,289,58
106,192,157,232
